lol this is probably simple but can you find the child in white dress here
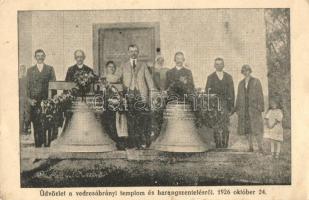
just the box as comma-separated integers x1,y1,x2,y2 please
264,99,283,158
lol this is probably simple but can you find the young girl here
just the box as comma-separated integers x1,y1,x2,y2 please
264,99,284,158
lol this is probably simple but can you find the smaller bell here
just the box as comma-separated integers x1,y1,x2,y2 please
151,101,208,152
51,99,116,152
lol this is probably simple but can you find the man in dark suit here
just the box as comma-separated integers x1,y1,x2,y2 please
65,50,94,82
205,57,235,148
26,49,56,147
165,52,195,102
63,50,95,134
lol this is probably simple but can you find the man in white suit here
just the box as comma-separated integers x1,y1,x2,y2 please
119,44,155,149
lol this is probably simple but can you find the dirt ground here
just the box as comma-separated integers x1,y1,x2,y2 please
21,153,290,187
21,128,291,187
20,114,291,187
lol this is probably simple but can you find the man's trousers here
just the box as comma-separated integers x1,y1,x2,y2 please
126,89,151,148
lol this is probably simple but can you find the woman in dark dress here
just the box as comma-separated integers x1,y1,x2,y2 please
235,65,264,152
101,61,126,149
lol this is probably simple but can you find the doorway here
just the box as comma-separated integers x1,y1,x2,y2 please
93,22,160,75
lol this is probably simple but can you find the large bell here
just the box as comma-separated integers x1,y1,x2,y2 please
51,98,116,152
151,101,208,152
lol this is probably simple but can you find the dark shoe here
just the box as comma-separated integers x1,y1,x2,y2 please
116,143,126,151
258,148,265,154
136,145,146,150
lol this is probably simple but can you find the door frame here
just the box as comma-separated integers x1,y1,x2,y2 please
93,22,160,75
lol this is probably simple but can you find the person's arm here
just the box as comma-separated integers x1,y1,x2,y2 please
65,67,71,82
26,68,31,99
50,66,57,97
275,110,284,125
235,83,241,113
117,64,124,84
205,75,210,92
264,111,272,128
26,68,36,106
187,70,195,92
265,119,273,129
50,66,56,81
256,79,264,112
144,65,155,91
269,120,279,129
89,67,97,77
164,70,171,91
228,76,235,113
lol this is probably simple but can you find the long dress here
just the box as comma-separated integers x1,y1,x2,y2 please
235,76,264,136
105,74,128,138
244,82,251,135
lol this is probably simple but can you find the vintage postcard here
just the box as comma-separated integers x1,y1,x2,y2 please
0,0,308,199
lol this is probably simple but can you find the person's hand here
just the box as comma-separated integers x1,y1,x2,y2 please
179,76,187,84
162,90,168,97
228,108,235,116
108,98,120,105
28,98,37,106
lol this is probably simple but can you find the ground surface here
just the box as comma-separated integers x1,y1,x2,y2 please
20,126,291,187
21,151,290,187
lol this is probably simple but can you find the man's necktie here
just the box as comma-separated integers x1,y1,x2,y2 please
133,60,136,70
131,60,137,90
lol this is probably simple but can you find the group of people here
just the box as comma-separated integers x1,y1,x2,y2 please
24,44,284,158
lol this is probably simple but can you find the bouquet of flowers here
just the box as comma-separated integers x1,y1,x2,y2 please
196,94,227,129
73,70,98,97
105,84,124,112
35,92,75,143
168,80,187,99
51,92,74,127
40,99,57,125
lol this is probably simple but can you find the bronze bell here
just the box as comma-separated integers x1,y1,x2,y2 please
151,101,208,152
51,98,116,152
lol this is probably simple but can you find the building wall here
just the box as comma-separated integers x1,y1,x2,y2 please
18,9,268,95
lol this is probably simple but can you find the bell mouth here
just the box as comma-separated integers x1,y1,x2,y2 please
151,99,208,153
51,95,117,153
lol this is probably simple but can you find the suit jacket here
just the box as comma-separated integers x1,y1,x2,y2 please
26,64,56,101
119,60,155,102
235,76,264,135
65,64,94,82
205,71,235,112
165,67,195,98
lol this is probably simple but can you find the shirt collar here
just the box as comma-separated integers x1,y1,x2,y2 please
245,76,251,88
130,58,137,66
216,71,224,80
216,70,223,74
245,76,251,82
175,65,184,70
36,63,44,72
77,64,84,69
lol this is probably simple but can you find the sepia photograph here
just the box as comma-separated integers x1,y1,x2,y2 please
18,8,291,187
